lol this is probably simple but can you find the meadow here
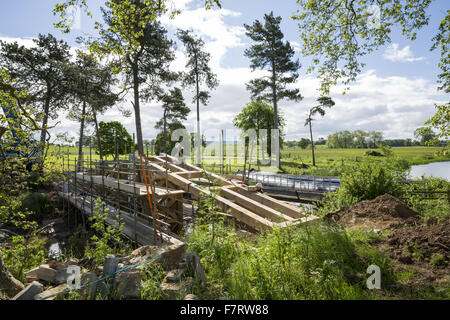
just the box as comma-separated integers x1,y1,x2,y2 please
47,144,449,177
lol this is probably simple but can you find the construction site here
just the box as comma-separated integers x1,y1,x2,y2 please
58,153,317,247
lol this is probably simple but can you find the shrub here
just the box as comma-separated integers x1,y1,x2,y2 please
84,198,127,266
364,150,384,157
0,235,46,283
19,192,55,222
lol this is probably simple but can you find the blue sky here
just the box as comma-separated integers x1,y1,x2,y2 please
0,0,449,142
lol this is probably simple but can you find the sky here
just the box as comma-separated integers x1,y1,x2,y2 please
0,0,449,143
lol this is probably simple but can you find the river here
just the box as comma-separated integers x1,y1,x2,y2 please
409,161,450,180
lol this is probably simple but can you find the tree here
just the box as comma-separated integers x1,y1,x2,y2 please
417,103,449,153
292,3,449,148
415,127,436,146
64,51,119,168
305,97,335,166
367,131,384,149
177,29,218,165
91,1,178,156
0,33,71,156
97,121,133,159
233,100,285,162
244,12,303,169
54,0,222,34
154,88,190,156
298,138,310,150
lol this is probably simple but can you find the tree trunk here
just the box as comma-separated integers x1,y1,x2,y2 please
39,94,51,154
195,57,201,166
132,65,144,156
309,121,316,166
77,95,87,172
93,111,103,161
271,61,280,170
163,111,168,191
0,252,24,299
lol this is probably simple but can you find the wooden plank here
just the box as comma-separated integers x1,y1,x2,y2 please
75,173,184,199
230,186,306,219
150,156,190,172
272,215,320,228
219,187,294,222
175,171,204,179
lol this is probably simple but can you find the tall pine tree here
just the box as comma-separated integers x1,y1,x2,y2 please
91,0,178,156
0,34,72,156
64,51,119,166
177,29,218,165
154,88,190,156
244,12,302,169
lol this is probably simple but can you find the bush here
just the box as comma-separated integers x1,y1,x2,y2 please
84,198,127,266
187,205,396,300
339,158,407,202
0,235,46,283
364,150,384,157
19,192,55,222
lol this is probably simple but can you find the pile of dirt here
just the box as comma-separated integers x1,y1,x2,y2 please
386,218,450,267
324,194,419,231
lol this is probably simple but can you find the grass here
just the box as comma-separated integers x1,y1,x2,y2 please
280,146,449,176
47,144,449,177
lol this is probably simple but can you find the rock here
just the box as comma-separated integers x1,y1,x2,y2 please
12,281,43,300
80,271,98,300
24,266,40,283
1,253,25,297
37,264,57,283
165,269,185,283
159,243,187,270
55,268,71,285
104,255,118,276
112,268,141,300
49,260,67,270
186,252,207,284
37,284,67,300
160,281,186,300
184,294,199,300
67,258,79,266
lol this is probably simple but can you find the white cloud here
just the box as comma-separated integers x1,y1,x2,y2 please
383,43,425,63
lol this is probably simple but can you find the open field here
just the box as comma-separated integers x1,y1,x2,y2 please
47,144,449,177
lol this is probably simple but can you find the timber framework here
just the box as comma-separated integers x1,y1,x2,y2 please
58,153,318,247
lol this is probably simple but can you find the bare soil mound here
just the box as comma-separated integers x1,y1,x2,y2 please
386,218,450,266
324,194,419,231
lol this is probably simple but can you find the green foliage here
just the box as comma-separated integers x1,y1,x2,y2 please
418,103,449,154
430,253,446,266
233,100,286,157
97,121,134,159
19,192,55,222
0,34,72,152
339,158,407,201
67,227,89,259
90,2,178,154
292,0,434,93
0,235,46,283
177,29,218,106
364,150,384,157
188,217,396,299
154,87,190,155
318,157,409,216
401,177,450,220
328,130,384,149
84,198,126,266
140,263,166,300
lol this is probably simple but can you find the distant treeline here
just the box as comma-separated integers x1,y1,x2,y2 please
285,129,446,149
